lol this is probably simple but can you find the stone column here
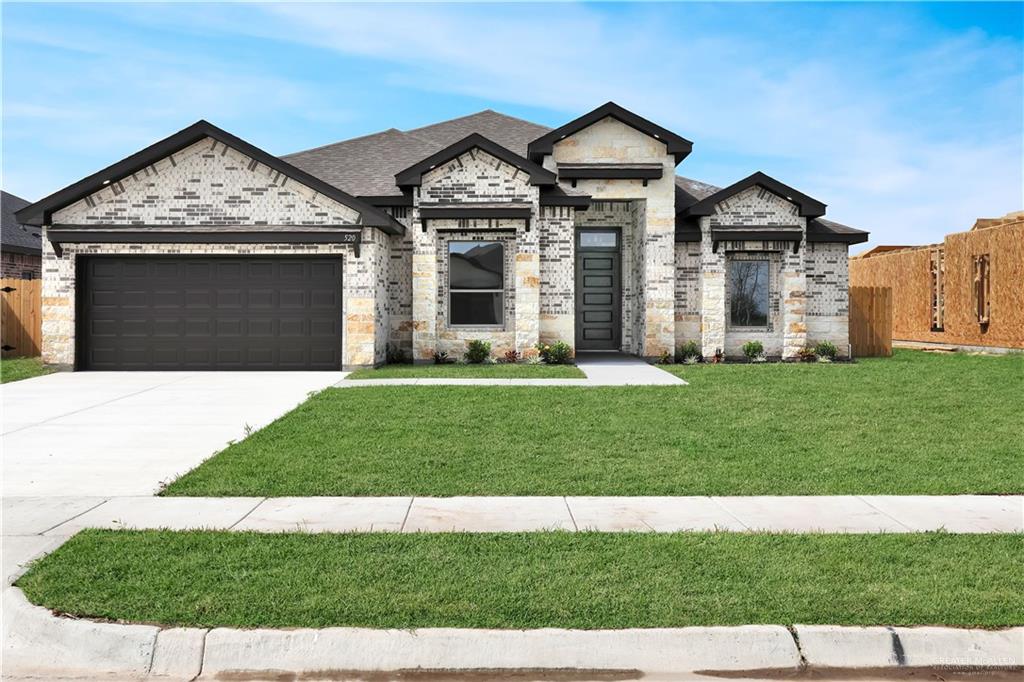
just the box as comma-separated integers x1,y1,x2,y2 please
515,215,541,357
642,201,676,360
700,220,726,359
342,228,380,369
411,198,438,363
781,236,808,359
40,230,75,368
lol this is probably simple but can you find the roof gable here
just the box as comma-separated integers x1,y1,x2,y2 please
528,102,693,165
395,133,556,188
17,120,403,234
682,171,826,219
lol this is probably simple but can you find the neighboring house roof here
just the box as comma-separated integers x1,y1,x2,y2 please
15,120,404,234
1,190,41,255
527,102,693,164
395,133,557,188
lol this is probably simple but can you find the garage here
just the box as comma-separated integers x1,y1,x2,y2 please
77,256,343,370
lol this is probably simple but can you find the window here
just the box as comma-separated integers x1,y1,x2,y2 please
729,258,770,327
579,231,618,249
449,241,504,326
974,254,990,326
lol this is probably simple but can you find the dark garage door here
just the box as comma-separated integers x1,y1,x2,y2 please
78,256,343,370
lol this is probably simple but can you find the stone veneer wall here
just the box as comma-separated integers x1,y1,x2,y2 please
805,242,850,354
41,136,386,369
547,116,676,359
1,251,42,279
411,148,540,362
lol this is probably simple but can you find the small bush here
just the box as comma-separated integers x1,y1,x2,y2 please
676,340,702,363
503,349,520,364
797,346,817,362
659,350,673,365
433,351,453,365
814,340,839,361
536,341,573,365
683,354,700,365
464,340,492,364
742,341,765,361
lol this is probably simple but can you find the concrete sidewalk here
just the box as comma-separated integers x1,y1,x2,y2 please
338,352,688,387
5,495,1021,541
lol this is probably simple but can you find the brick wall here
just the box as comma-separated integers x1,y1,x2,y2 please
1,251,42,279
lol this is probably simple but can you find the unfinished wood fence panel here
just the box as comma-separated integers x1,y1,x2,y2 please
1,278,42,358
850,286,892,357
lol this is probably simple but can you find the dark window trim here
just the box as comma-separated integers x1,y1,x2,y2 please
14,120,403,234
47,229,361,258
558,164,664,181
447,240,506,329
420,207,531,220
396,133,556,188
576,226,622,252
683,171,826,219
727,256,772,331
528,102,693,164
539,191,592,209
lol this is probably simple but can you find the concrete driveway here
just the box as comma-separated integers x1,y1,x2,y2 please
2,371,345,497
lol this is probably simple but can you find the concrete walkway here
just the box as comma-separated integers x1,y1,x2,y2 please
339,352,687,386
1,371,345,497
5,495,1020,545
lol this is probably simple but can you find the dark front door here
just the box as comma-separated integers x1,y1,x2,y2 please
78,256,343,370
575,229,621,351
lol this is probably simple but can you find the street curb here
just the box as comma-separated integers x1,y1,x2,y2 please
4,586,1022,679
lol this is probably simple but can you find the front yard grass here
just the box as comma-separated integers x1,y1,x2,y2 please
0,357,54,384
164,350,1023,496
347,363,585,379
17,529,1023,629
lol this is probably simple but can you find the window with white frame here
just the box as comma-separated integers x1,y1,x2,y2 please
448,241,504,326
729,258,770,327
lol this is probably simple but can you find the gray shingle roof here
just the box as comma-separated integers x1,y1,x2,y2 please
284,110,864,237
1,190,41,254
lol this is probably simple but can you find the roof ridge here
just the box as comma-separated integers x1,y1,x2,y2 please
281,127,407,158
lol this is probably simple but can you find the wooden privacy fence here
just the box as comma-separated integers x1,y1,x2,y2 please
850,286,892,357
1,278,42,358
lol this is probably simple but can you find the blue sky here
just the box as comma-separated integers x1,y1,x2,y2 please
2,2,1021,249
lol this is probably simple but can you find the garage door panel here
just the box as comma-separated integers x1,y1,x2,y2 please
79,256,343,370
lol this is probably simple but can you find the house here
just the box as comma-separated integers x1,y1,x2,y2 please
850,211,1023,350
2,190,42,279
15,102,867,370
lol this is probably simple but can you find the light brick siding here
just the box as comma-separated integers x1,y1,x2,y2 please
805,242,851,354
1,251,41,279
674,243,701,347
537,206,575,345
411,149,541,362
54,137,361,227
708,186,801,227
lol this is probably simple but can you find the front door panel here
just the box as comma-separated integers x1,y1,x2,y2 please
575,230,621,350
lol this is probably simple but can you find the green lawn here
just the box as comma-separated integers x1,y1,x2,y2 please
0,357,53,384
347,363,585,379
164,350,1023,496
17,529,1023,629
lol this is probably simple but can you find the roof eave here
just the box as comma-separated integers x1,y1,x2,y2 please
14,120,404,235
681,172,827,219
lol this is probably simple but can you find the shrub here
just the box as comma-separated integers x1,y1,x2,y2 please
796,346,817,362
464,340,492,364
659,350,673,365
503,349,520,364
676,340,702,363
814,340,839,361
742,341,765,361
432,351,453,365
536,341,573,365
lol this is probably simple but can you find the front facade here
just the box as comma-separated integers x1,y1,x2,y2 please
18,103,867,370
